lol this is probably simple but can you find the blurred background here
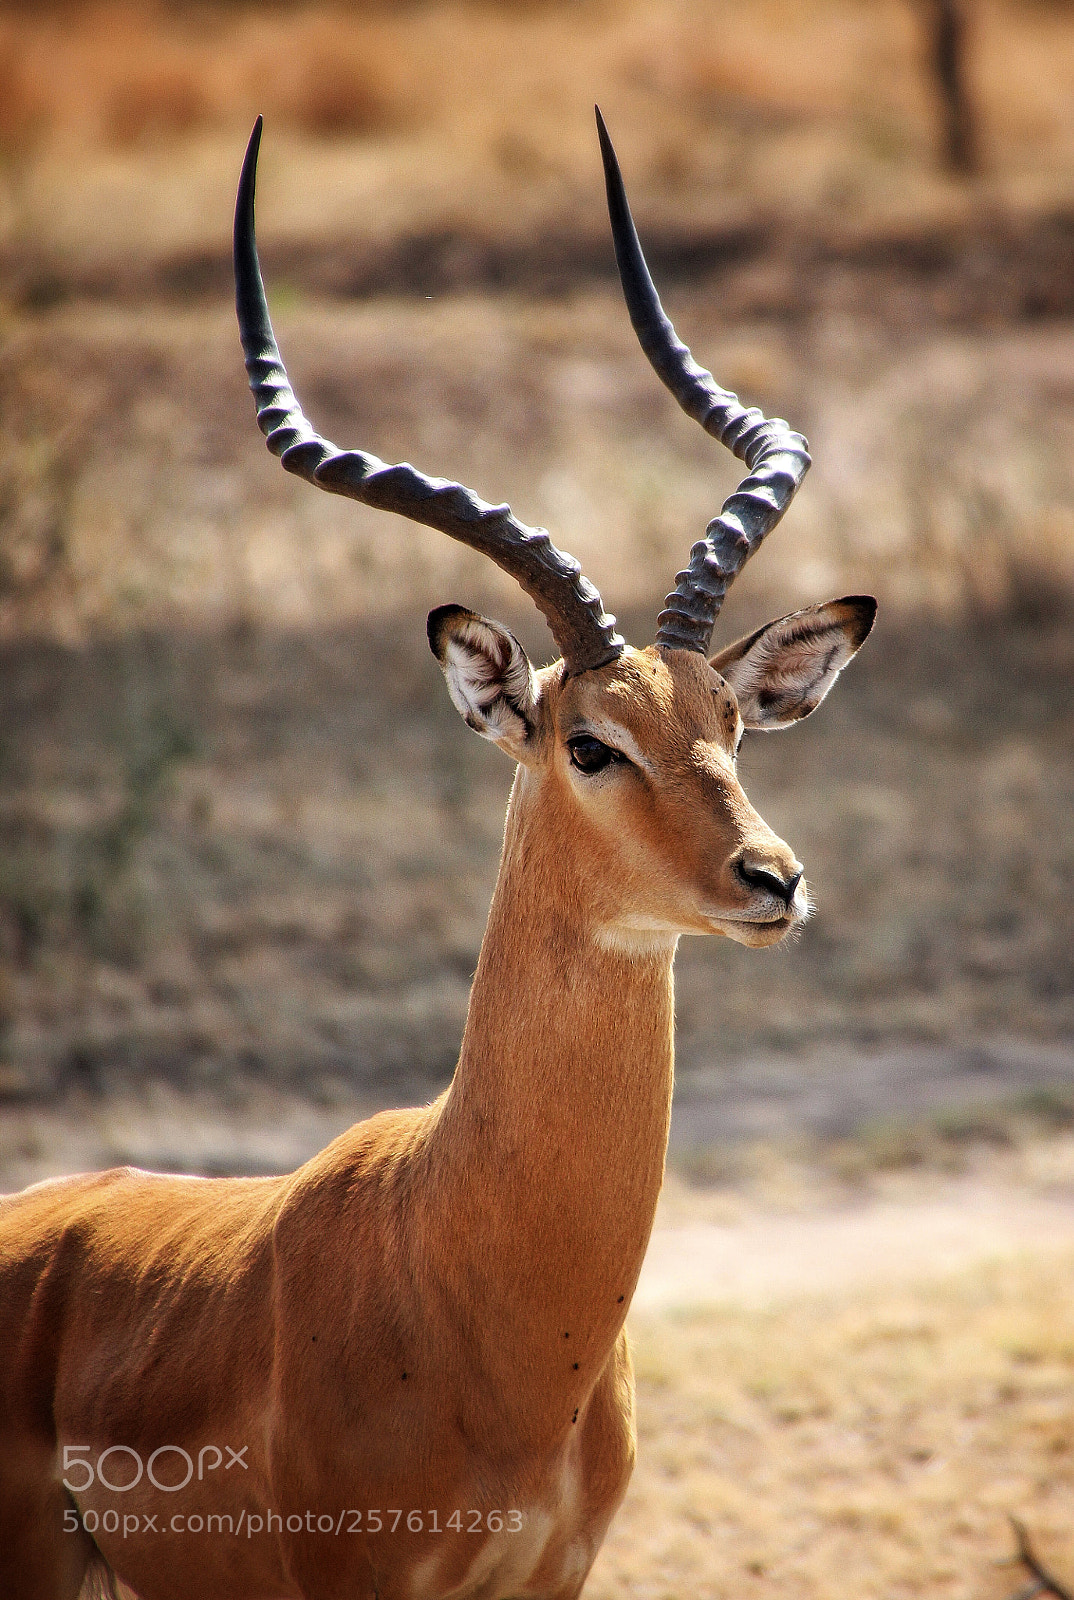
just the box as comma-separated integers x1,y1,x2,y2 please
3,4,1074,1591
0,0,1071,1184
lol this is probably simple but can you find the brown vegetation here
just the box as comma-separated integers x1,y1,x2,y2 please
0,287,1070,1108
1,1,1074,223
589,1250,1074,1599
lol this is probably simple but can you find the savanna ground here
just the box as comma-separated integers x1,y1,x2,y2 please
1,1,1073,1593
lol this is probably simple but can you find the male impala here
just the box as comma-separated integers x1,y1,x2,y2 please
0,112,873,1599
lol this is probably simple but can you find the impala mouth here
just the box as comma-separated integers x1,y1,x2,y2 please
711,912,795,931
704,887,811,942
722,913,792,927
709,901,808,928
705,910,804,948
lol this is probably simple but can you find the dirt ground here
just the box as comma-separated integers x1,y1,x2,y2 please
598,1209,1074,1598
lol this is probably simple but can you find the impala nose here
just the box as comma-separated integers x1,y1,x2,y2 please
735,858,804,909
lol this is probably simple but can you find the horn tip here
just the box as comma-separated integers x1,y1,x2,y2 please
244,114,264,166
237,116,264,225
594,105,616,165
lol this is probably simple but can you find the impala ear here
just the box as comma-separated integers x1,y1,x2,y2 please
709,596,876,730
428,604,540,760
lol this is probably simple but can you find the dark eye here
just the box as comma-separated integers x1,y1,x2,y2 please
568,735,622,774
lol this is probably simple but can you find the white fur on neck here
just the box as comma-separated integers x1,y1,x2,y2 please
593,915,681,958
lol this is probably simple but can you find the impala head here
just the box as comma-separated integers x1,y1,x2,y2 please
426,597,872,950
234,111,875,950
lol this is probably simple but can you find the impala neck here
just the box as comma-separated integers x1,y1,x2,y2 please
424,765,676,1391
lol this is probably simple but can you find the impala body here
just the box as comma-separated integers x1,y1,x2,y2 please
0,114,873,1600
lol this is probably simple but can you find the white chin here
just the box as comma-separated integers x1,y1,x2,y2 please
711,915,797,948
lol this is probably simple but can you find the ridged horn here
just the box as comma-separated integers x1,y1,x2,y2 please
235,117,623,676
596,107,811,655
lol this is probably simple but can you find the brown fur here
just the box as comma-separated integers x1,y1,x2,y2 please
0,624,870,1600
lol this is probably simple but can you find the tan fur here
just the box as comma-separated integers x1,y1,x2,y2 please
0,634,861,1600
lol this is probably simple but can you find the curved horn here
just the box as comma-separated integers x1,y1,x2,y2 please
235,117,623,676
596,108,811,656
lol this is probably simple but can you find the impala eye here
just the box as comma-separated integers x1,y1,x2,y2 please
568,735,623,775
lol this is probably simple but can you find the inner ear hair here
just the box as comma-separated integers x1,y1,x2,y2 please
711,596,876,731
427,603,538,747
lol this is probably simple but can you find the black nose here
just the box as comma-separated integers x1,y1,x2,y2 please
736,860,803,908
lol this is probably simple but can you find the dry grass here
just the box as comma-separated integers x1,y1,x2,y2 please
3,295,1074,638
3,0,1074,271
0,290,1070,1101
590,1250,1074,1599
0,595,1068,1104
0,13,1068,1109
0,4,414,155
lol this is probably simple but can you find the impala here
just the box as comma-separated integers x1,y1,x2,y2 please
0,112,874,1599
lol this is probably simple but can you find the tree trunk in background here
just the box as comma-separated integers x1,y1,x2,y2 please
923,0,980,175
